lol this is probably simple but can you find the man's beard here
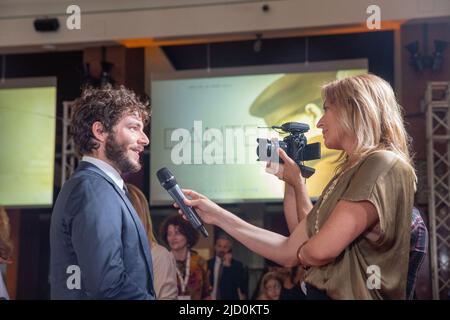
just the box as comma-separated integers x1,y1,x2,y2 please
105,132,141,174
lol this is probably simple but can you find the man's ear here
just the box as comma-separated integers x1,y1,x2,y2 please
91,121,107,143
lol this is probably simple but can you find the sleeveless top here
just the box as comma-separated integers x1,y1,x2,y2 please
304,150,415,299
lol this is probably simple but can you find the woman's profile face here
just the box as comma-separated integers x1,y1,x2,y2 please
317,101,345,150
166,224,188,251
265,278,281,300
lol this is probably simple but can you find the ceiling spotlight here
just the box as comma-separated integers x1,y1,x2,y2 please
80,63,97,88
405,41,424,72
404,24,448,73
79,47,115,88
432,40,448,72
99,61,115,88
253,33,263,53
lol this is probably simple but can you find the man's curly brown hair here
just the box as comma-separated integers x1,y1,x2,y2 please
160,214,199,249
70,85,151,156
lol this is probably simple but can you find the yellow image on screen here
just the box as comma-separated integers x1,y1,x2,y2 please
249,69,367,197
150,65,368,204
0,86,56,207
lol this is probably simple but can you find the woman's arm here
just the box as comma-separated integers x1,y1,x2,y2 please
283,184,299,233
298,199,379,267
180,192,379,268
292,179,313,222
181,190,309,267
267,149,313,232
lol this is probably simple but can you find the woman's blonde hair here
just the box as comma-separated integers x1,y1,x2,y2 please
322,73,416,179
0,207,13,260
126,184,158,246
257,271,282,300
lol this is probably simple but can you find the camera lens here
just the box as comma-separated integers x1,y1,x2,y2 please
256,138,272,160
266,142,272,157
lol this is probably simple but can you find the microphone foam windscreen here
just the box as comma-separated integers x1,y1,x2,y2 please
156,167,172,183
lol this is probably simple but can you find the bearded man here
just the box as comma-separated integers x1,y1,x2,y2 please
50,86,155,300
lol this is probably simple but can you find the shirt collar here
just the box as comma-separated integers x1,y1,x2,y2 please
82,156,124,190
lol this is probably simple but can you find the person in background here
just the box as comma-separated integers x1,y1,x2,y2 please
293,266,308,297
0,207,13,300
207,232,248,300
161,215,211,300
269,266,306,300
406,207,428,300
126,183,178,300
256,272,282,300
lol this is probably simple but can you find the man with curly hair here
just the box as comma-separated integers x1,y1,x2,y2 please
50,86,155,299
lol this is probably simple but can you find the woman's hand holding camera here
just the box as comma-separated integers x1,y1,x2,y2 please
265,148,305,188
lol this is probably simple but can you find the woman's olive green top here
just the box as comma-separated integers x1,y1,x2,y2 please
304,150,415,299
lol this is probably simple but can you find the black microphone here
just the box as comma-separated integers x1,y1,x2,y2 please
156,167,208,238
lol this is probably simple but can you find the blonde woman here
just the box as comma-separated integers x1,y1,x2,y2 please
126,184,178,300
257,272,283,300
175,74,416,299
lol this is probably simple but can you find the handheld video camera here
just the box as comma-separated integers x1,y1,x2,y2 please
256,122,321,178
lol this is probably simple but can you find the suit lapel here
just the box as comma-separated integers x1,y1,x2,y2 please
77,162,154,287
111,184,155,279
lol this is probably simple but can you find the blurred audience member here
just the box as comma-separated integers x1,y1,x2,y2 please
269,266,306,300
257,272,282,300
207,232,248,300
126,183,178,300
161,215,211,300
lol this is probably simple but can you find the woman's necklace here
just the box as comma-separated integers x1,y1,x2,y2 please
175,250,191,294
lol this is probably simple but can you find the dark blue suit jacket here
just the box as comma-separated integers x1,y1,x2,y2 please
207,257,248,300
50,161,155,299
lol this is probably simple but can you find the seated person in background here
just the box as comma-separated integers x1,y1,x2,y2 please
126,183,178,300
256,272,282,300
